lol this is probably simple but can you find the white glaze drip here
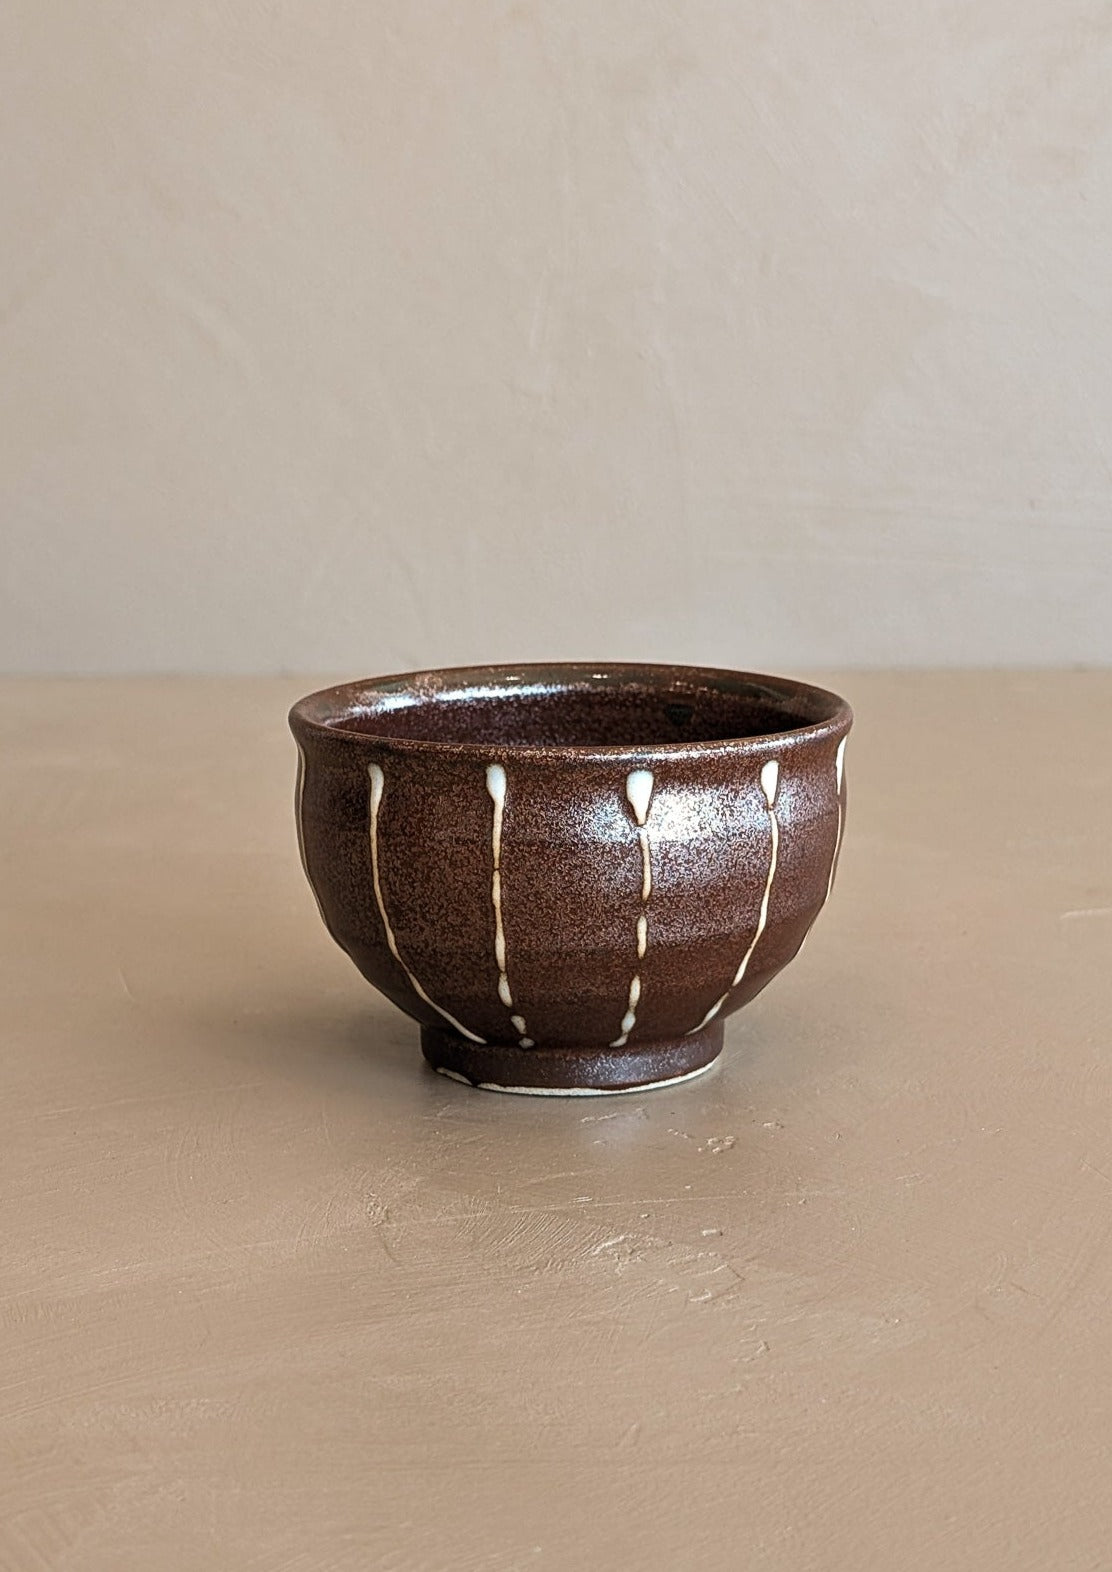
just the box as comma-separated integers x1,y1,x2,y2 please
611,771,654,1047
760,758,780,808
626,769,654,826
824,737,847,906
367,763,485,1044
486,763,532,1047
612,973,642,1043
637,827,652,901
492,869,507,970
689,757,782,1034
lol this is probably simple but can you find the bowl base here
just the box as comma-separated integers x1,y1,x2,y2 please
420,1020,725,1096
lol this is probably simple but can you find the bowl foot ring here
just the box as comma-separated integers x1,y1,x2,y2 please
420,1020,725,1096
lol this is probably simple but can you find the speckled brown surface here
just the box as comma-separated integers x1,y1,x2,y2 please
289,665,852,1091
5,672,1112,1572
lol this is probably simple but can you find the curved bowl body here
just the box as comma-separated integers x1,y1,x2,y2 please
289,663,852,1093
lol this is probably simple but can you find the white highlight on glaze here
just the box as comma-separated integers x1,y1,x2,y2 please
611,770,655,1047
824,737,848,907
486,763,532,1048
689,757,782,1035
367,762,485,1044
435,1059,718,1097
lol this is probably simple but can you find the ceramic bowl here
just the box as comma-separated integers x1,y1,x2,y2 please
289,663,852,1095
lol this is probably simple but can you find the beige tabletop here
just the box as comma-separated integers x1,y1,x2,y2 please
2,672,1110,1571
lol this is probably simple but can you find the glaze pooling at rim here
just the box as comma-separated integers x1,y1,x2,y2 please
290,662,851,761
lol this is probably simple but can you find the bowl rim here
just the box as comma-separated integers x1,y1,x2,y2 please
289,662,853,764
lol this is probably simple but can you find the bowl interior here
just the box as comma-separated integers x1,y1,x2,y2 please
302,665,845,749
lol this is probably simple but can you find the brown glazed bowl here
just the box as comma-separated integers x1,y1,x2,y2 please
289,664,852,1096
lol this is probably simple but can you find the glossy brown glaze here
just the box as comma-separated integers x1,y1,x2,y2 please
289,664,852,1093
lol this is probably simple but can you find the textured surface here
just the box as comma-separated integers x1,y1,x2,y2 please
3,3,1112,673
3,672,1112,1570
291,666,850,1086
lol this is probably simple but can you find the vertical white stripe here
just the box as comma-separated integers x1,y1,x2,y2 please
611,770,654,1047
637,827,652,901
824,737,847,906
367,762,485,1044
486,763,532,1047
689,758,782,1034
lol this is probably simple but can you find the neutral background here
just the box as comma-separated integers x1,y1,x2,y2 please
2,0,1111,675
4,671,1112,1571
5,13,1112,1567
